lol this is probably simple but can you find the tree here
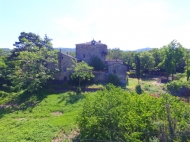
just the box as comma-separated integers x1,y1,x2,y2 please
135,55,141,85
159,40,186,81
10,32,53,58
185,50,190,81
123,51,137,70
89,56,106,71
140,51,155,77
9,32,57,92
150,48,163,71
10,47,58,92
0,57,7,88
70,60,94,87
108,74,120,85
107,48,122,60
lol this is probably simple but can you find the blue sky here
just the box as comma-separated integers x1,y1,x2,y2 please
0,0,190,50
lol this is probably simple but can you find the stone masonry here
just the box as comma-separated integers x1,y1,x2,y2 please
54,51,79,81
76,39,107,64
55,39,127,84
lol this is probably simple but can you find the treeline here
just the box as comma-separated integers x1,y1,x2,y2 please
107,40,190,80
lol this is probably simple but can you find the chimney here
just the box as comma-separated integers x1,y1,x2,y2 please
99,40,101,43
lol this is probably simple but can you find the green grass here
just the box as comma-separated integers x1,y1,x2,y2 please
0,75,183,141
127,77,167,95
0,90,88,141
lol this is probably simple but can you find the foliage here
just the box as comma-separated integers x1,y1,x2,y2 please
107,48,122,60
89,56,106,71
69,60,94,87
5,32,58,92
167,80,190,92
107,74,120,86
135,55,141,84
0,51,9,88
173,73,186,80
159,40,186,80
9,47,57,92
140,51,155,75
78,85,190,141
185,50,190,81
10,32,53,58
135,85,143,94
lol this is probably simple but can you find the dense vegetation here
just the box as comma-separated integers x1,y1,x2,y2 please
1,33,190,141
78,85,190,141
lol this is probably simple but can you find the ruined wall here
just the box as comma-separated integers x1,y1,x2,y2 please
108,63,127,84
76,43,107,64
54,52,75,81
93,71,108,82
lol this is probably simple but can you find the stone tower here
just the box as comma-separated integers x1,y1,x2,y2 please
76,39,107,63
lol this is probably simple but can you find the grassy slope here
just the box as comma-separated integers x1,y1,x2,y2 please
0,76,187,141
0,91,87,141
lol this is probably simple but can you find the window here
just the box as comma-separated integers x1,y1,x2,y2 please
83,54,85,58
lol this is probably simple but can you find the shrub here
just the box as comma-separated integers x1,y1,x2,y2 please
107,74,120,86
89,56,106,71
78,85,190,141
135,85,143,94
174,73,185,80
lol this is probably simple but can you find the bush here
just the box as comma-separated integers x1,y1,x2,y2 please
89,56,106,71
174,73,185,80
108,74,120,86
167,80,189,91
78,85,190,141
135,85,143,94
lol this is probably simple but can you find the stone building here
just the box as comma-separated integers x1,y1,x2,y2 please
55,39,127,84
106,59,127,84
54,51,79,81
76,39,107,63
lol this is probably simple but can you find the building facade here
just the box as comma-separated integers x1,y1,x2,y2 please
56,39,127,84
76,39,107,64
55,51,79,81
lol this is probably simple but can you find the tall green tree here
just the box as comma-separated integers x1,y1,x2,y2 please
159,40,186,80
9,32,57,92
185,50,190,81
150,48,163,71
140,51,155,76
10,47,57,92
70,60,94,87
135,55,141,85
10,32,53,58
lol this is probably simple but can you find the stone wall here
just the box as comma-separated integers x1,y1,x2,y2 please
54,52,76,81
76,41,107,64
107,62,127,84
93,71,108,82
